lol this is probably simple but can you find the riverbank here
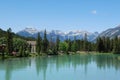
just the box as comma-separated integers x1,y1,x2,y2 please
0,51,119,60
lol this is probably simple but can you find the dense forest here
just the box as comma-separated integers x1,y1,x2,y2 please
0,28,120,59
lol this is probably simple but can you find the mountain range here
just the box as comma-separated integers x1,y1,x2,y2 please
17,28,99,41
99,25,120,38
17,25,120,41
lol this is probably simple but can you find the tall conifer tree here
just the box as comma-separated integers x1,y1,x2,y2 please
6,28,13,55
42,30,49,53
56,35,60,51
36,32,42,55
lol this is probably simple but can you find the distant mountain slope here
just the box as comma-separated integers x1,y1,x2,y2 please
0,28,35,40
17,28,99,41
99,25,120,38
0,28,7,38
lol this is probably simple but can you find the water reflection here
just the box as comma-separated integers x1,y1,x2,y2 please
0,54,120,80
95,54,120,70
0,58,30,80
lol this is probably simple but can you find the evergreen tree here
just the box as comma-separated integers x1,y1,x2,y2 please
110,39,114,51
80,40,84,51
106,37,111,52
19,45,26,57
76,40,81,51
71,36,77,52
96,37,104,52
42,30,49,53
84,33,88,51
112,36,120,54
36,32,42,55
49,35,53,50
68,39,72,52
56,35,60,51
19,46,23,57
6,28,13,55
19,46,22,56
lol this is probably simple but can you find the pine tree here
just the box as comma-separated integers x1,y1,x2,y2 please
84,33,88,51
36,32,42,55
6,28,13,55
71,36,77,52
42,30,49,53
96,37,105,52
113,36,119,54
49,35,55,51
106,37,110,52
76,40,81,51
56,35,60,52
19,46,23,57
68,39,72,52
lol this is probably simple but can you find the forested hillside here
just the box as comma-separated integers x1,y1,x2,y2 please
0,28,35,41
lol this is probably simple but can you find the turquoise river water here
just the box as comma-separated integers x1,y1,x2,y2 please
0,54,120,80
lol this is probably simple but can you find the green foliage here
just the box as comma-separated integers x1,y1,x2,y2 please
0,29,7,38
96,37,105,52
48,48,57,55
68,39,72,51
56,36,60,51
19,46,23,57
0,28,35,41
0,28,29,57
59,42,68,52
83,33,87,51
47,35,59,55
19,43,28,57
36,32,42,55
6,28,13,55
96,36,120,54
1,27,120,58
0,37,6,45
41,30,49,53
13,38,27,52
0,28,35,58
112,36,120,54
71,37,77,52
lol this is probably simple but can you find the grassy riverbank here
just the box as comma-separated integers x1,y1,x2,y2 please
0,51,119,60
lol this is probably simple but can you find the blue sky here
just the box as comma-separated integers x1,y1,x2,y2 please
0,0,120,33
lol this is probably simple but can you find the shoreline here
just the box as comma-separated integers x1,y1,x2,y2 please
0,51,118,60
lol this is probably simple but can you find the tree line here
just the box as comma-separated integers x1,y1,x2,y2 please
0,28,120,58
36,30,120,54
0,28,31,57
96,36,120,54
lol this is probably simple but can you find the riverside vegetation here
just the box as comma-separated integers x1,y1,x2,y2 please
0,28,120,59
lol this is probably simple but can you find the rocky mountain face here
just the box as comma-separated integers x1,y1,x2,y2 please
99,25,120,38
17,28,99,41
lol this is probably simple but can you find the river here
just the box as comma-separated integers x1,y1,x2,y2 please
0,54,120,80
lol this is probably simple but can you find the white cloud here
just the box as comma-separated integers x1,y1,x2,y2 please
91,10,97,14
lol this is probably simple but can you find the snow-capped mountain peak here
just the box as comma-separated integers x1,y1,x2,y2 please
24,28,38,34
17,28,99,41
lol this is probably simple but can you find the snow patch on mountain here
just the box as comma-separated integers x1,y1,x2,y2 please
111,30,119,35
99,25,120,38
24,28,38,34
17,28,99,41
